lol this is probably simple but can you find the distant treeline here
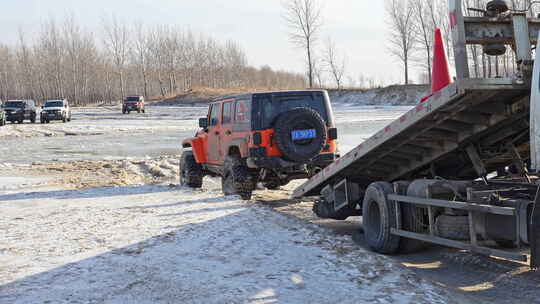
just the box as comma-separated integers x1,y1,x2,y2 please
0,15,307,105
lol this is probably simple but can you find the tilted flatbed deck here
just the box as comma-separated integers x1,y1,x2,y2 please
294,79,531,198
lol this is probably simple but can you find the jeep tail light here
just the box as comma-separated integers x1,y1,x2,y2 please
253,132,262,145
328,128,338,140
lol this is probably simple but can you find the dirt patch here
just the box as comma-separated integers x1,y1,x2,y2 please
21,157,180,190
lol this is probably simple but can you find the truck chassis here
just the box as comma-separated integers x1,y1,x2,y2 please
294,0,540,268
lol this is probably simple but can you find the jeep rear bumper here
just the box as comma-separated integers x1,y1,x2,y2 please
247,153,337,169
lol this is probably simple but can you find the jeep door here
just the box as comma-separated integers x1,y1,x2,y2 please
206,103,222,164
219,100,235,163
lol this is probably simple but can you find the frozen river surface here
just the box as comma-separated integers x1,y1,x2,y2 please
0,105,410,164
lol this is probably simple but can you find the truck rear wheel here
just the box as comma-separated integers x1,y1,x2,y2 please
362,182,400,254
179,151,203,188
222,155,256,200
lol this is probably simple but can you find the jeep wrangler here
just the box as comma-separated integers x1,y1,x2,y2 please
123,96,145,114
40,99,71,123
180,90,338,200
4,100,37,124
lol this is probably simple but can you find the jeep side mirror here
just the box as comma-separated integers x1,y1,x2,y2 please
199,117,208,129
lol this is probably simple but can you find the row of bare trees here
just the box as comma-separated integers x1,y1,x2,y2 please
0,15,307,105
386,0,537,85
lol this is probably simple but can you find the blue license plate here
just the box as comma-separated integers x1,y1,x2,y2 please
48,114,56,117
291,129,316,140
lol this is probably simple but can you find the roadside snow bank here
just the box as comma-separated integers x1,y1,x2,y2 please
330,85,428,106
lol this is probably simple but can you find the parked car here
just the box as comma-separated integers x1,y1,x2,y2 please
0,101,5,126
4,100,37,124
180,90,339,199
122,96,145,114
40,99,71,123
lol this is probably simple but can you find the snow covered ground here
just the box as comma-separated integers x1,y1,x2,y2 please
0,182,452,303
0,104,460,303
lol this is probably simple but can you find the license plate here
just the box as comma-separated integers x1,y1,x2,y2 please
291,129,316,140
48,114,56,117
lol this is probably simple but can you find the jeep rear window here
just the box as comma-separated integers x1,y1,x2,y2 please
5,101,23,108
235,100,251,122
44,101,64,107
255,93,328,129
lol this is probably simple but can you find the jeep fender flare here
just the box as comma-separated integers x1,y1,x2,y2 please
182,137,207,163
226,138,250,158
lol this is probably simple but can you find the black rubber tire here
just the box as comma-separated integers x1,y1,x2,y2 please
394,181,429,253
179,151,203,188
263,182,280,190
142,109,145,113
273,108,327,163
435,215,470,240
30,115,36,123
362,182,400,254
312,199,357,220
221,155,256,200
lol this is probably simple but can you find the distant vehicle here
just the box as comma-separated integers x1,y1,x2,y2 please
0,101,5,126
4,100,37,124
180,90,339,200
122,96,145,114
40,99,71,123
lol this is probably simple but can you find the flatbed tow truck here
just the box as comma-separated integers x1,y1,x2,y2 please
293,0,540,268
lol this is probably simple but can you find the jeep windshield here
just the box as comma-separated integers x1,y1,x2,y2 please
5,101,23,108
254,92,329,129
124,97,140,102
44,101,64,108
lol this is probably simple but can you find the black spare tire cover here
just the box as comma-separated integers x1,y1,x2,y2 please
273,107,327,162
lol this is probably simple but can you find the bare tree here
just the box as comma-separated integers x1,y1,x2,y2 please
323,38,346,90
385,0,416,84
102,14,130,100
283,0,323,88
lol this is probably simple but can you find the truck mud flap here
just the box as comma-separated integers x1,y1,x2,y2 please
531,186,540,269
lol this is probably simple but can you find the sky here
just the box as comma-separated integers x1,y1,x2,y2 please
0,0,408,86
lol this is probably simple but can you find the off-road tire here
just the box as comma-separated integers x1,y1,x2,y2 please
18,119,23,124
222,155,256,200
179,151,203,188
362,182,400,254
313,199,357,220
435,215,470,240
263,181,281,190
273,107,327,162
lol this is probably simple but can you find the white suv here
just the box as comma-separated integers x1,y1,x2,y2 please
41,99,72,123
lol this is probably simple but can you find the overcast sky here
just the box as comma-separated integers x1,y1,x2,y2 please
0,0,408,86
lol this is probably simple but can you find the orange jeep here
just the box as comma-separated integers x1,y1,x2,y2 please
180,90,338,199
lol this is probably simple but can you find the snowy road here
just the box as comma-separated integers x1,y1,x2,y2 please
0,183,451,303
0,104,472,303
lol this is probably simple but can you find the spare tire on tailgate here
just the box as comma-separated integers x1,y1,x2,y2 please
274,107,327,162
